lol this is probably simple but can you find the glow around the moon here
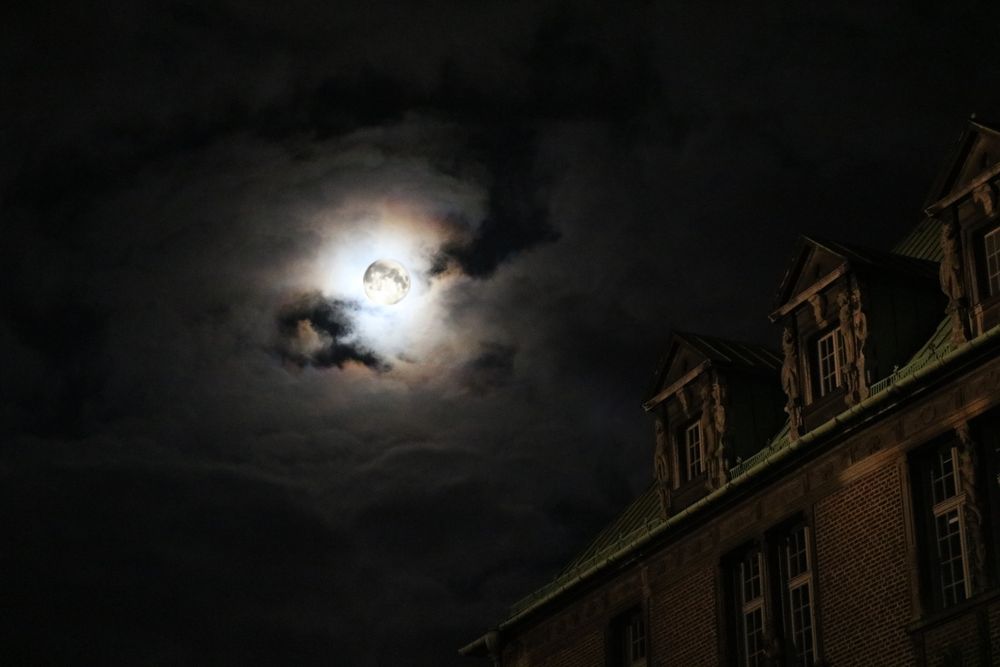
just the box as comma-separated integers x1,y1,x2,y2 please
363,259,411,305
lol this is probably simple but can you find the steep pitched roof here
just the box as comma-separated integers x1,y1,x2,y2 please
507,484,662,619
923,115,1000,209
645,331,780,409
673,331,782,371
773,236,938,313
892,216,943,262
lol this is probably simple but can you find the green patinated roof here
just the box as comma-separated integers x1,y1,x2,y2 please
506,315,956,624
805,237,939,281
672,331,781,372
892,216,943,262
556,484,662,576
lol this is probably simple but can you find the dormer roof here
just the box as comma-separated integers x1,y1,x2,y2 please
924,116,1000,213
643,331,780,411
770,236,938,321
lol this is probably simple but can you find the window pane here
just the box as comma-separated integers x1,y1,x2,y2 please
930,448,957,505
685,422,702,480
986,228,1000,296
934,508,967,607
743,607,766,667
789,583,815,664
817,331,842,397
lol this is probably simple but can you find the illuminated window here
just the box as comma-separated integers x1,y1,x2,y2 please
985,228,1000,296
815,330,843,397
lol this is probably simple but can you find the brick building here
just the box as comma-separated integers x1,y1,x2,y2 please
460,118,1000,666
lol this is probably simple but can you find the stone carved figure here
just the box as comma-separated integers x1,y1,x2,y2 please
973,182,995,217
676,386,692,417
956,422,989,591
851,284,869,401
780,326,802,438
704,377,729,491
653,418,672,517
808,292,827,328
836,290,859,404
939,219,969,346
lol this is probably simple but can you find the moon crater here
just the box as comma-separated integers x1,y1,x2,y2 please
363,259,411,305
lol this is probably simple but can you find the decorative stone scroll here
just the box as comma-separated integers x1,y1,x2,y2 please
955,422,989,593
938,218,970,346
676,386,692,417
781,326,803,439
973,182,995,217
808,292,828,328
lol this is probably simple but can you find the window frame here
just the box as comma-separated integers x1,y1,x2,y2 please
724,520,821,667
608,606,648,667
984,227,1000,297
683,420,705,482
911,441,973,612
814,329,844,398
777,524,818,665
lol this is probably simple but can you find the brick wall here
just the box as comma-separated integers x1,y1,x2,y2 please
648,563,718,666
814,462,915,666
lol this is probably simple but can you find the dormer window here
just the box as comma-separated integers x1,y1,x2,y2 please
984,227,1000,296
815,330,844,397
683,421,704,481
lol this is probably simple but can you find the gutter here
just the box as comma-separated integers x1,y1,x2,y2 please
496,323,1000,631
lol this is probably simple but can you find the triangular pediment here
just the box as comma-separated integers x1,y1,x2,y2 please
644,332,780,411
925,118,1000,208
648,337,708,402
773,238,847,312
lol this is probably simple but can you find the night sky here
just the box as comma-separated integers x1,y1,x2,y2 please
4,3,1000,665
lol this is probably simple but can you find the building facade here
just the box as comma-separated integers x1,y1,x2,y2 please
461,118,1000,666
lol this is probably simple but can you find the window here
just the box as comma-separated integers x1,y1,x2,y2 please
726,523,820,666
609,608,647,667
912,442,972,611
684,421,704,481
779,526,817,665
815,330,843,397
985,227,1000,296
624,612,646,666
736,550,767,667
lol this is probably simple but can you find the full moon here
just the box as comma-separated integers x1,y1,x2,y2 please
363,259,411,305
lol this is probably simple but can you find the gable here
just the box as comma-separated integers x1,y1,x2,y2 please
773,239,846,313
650,341,706,400
925,119,1000,207
787,245,844,303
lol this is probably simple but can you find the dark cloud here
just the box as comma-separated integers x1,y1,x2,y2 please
5,1,1000,666
459,342,517,395
437,127,560,278
274,292,387,371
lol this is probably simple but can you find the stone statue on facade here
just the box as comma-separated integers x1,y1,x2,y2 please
836,290,859,404
851,283,869,401
956,422,989,592
653,418,672,518
704,377,729,491
781,326,802,438
939,219,969,346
